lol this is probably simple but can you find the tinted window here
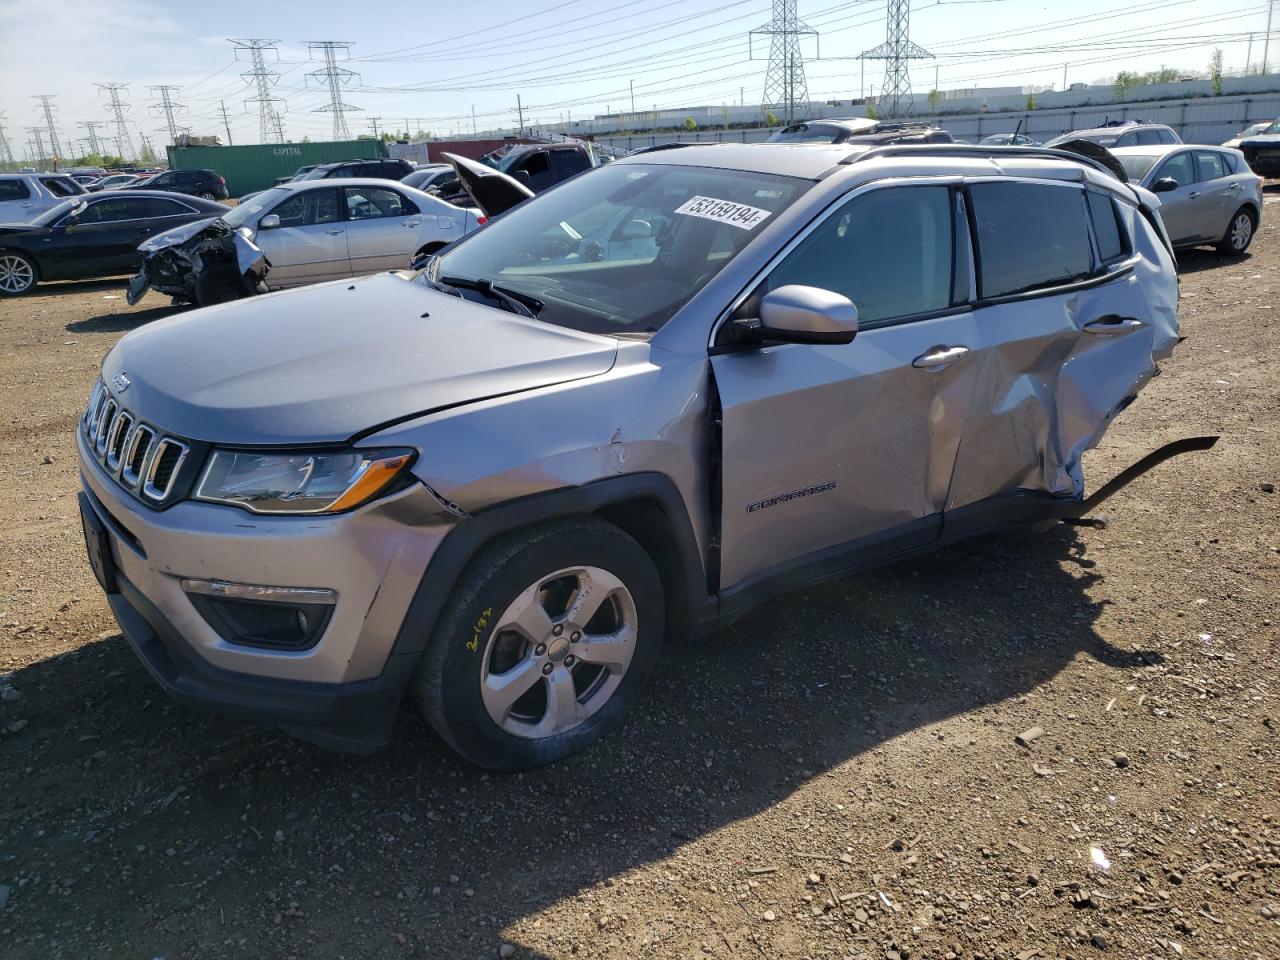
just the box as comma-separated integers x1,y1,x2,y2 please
767,186,955,324
77,198,142,223
552,149,591,178
344,186,416,220
970,182,1092,298
1154,152,1194,186
1117,153,1161,181
1159,129,1179,144
1086,191,1127,264
271,189,340,226
1135,129,1163,146
0,180,31,201
148,172,175,187
770,124,843,144
131,197,194,217
42,177,81,197
521,152,551,177
1114,132,1137,147
1194,150,1226,181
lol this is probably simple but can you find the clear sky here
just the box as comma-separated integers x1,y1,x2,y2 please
0,0,1271,155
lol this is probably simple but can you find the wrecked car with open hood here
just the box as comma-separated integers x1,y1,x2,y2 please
80,141,1214,771
128,216,268,306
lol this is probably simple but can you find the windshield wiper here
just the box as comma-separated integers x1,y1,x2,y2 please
438,275,543,318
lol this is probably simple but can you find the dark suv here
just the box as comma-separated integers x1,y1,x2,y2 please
486,143,595,192
300,158,415,182
127,168,228,201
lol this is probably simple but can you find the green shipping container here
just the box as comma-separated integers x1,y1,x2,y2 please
164,139,390,197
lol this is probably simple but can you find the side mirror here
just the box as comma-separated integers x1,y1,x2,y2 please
733,285,859,346
512,169,532,186
1152,177,1179,193
620,219,652,239
258,213,281,229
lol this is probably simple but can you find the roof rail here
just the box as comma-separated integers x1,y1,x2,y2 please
841,143,1121,179
628,142,714,155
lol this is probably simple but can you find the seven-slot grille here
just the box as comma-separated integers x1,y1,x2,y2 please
83,380,189,504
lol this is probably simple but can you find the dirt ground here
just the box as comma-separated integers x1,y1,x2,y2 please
1,194,1278,960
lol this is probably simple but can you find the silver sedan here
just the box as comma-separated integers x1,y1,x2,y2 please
1112,144,1263,255
220,178,481,289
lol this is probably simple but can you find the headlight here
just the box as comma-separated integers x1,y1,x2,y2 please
194,448,415,515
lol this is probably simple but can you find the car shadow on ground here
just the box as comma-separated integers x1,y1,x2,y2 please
64,302,184,334
0,525,1155,957
1175,247,1252,274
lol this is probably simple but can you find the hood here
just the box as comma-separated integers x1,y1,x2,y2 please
101,272,618,445
140,216,225,250
1240,133,1280,146
0,222,41,235
444,152,534,218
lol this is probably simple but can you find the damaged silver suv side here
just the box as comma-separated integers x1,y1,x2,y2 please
78,142,1212,770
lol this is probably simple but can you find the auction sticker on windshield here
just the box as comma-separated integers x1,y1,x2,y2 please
674,195,772,230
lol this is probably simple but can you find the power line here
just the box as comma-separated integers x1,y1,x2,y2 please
858,0,932,117
306,41,361,140
231,39,287,144
149,85,187,145
752,0,820,122
32,95,61,159
97,83,136,161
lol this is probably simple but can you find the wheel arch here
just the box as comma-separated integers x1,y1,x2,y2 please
387,473,713,673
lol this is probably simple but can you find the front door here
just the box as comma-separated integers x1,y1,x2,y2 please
254,188,349,288
711,183,974,590
342,186,421,274
45,195,152,279
1150,150,1216,244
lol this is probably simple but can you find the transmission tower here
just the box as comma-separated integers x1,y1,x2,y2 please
139,132,156,163
0,113,16,169
306,41,361,140
230,39,287,144
97,83,137,161
79,120,104,157
27,127,46,164
858,0,933,119
32,95,62,159
750,1,819,124
148,85,187,144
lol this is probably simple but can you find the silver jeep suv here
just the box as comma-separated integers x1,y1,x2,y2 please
78,142,1207,769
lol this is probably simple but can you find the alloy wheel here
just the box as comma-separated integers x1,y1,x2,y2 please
1230,213,1253,251
0,255,34,294
480,565,638,739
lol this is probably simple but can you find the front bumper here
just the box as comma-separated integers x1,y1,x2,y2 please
78,429,454,751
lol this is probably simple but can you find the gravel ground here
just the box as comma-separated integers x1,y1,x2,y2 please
1,193,1278,960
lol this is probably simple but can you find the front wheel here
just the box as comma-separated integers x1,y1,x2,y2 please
413,518,664,770
0,251,38,296
199,191,217,201
1217,207,1256,256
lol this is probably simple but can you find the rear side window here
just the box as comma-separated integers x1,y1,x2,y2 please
42,177,80,197
552,149,591,178
970,182,1093,298
1194,151,1227,181
0,180,31,201
1086,191,1128,264
766,185,955,324
1159,129,1179,144
1136,129,1163,146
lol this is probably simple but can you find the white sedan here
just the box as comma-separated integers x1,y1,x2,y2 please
219,178,481,290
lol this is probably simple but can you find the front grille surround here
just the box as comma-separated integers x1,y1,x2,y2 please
82,380,194,507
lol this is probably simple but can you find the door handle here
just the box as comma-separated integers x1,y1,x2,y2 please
403,219,422,227
1084,315,1146,336
1188,191,1201,199
325,228,344,235
1228,182,1241,191
912,345,970,369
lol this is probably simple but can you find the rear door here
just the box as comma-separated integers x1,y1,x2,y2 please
1190,149,1237,240
0,178,36,221
254,187,349,288
342,185,422,273
711,182,976,590
943,179,1163,529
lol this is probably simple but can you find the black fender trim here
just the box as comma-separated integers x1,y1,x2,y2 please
387,472,712,666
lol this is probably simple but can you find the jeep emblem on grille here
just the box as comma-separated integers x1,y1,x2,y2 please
112,372,131,393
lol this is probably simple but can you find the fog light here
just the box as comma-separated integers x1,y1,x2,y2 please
181,578,336,651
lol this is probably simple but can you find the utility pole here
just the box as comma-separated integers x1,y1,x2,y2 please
858,0,933,119
0,113,15,170
148,85,186,144
471,104,477,137
231,39,287,144
218,100,235,145
97,83,136,161
751,0,818,123
78,120,104,157
1063,63,1068,90
630,80,636,115
32,95,61,159
306,41,361,140
1247,33,1254,75
1264,0,1275,75
516,94,525,135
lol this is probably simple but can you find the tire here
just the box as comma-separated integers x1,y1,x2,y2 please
414,517,665,771
194,264,242,307
1217,207,1256,256
199,191,217,201
0,250,38,297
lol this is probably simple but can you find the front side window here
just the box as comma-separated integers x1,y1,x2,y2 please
763,185,956,325
344,187,415,220
148,173,174,187
1194,150,1226,181
271,189,340,227
427,163,811,336
969,182,1092,298
1154,152,1195,186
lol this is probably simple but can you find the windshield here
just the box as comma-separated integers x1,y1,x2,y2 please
298,166,334,181
1117,153,1161,181
223,188,289,227
424,162,811,337
1263,120,1280,135
33,198,88,226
